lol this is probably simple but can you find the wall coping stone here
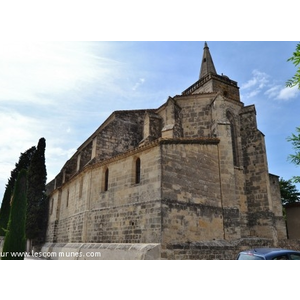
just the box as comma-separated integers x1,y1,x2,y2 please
37,242,161,260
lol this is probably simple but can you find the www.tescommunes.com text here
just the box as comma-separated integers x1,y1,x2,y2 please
1,250,101,259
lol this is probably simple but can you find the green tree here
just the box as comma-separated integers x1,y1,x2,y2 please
0,187,12,236
286,42,300,89
0,146,36,236
287,127,300,183
286,43,300,183
1,169,28,260
7,146,36,189
279,177,300,206
26,137,47,244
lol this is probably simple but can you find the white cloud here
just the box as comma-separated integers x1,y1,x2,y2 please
241,77,258,90
265,84,300,101
241,69,270,99
264,85,281,98
241,69,300,102
0,111,41,189
0,111,40,154
241,70,270,89
0,42,121,105
132,78,145,91
276,85,300,100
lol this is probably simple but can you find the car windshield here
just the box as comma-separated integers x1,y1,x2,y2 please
237,253,264,260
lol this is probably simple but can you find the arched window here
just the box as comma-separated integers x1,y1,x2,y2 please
104,168,109,191
135,158,141,184
226,111,239,166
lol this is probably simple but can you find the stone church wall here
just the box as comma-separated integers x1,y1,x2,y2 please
160,140,225,247
46,143,163,244
94,110,147,162
85,145,162,243
175,94,212,137
240,105,277,239
161,141,221,206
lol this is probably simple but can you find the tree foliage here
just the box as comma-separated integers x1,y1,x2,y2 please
0,137,48,245
286,43,300,183
26,137,47,241
286,42,300,89
0,186,12,236
7,146,36,189
1,169,28,260
0,146,36,236
279,177,300,206
287,127,300,183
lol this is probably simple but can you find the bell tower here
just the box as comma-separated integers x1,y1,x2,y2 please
182,42,240,102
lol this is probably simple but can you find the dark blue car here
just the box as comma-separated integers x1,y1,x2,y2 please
237,248,300,260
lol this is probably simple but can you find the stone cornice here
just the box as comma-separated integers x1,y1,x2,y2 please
182,73,239,96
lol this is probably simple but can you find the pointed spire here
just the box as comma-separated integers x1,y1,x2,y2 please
199,42,217,79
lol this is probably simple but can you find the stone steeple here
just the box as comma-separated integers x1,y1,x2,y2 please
199,42,217,79
182,42,240,101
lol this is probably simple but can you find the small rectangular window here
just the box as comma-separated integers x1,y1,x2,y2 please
135,158,141,184
104,168,109,191
66,189,69,207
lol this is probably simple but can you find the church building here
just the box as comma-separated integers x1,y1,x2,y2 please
43,43,287,259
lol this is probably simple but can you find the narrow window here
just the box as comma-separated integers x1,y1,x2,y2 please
135,158,141,184
104,168,109,191
66,189,69,207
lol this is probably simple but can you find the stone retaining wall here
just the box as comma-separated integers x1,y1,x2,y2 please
37,242,161,260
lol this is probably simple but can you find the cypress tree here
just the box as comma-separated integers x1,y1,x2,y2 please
0,186,12,236
26,138,47,243
7,146,36,189
1,169,28,260
0,146,36,236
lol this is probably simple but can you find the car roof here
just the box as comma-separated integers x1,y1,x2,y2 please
251,248,292,254
240,248,300,258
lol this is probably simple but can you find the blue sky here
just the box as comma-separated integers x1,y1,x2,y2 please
0,41,299,203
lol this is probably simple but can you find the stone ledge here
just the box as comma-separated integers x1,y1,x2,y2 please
37,242,161,260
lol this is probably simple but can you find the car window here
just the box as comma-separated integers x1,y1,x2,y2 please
237,254,264,260
273,255,288,260
289,254,300,260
